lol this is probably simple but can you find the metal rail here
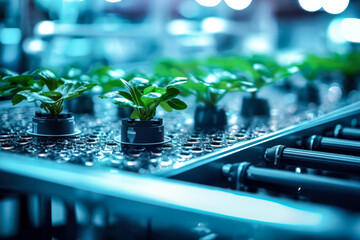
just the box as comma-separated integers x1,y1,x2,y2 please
0,152,356,239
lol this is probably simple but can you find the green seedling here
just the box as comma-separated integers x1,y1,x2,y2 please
2,69,95,115
100,77,187,121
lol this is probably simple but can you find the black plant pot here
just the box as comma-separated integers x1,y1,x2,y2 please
342,75,359,96
30,112,79,136
241,97,270,117
65,94,94,114
117,118,168,145
118,107,133,119
298,83,320,105
0,95,13,101
194,105,227,130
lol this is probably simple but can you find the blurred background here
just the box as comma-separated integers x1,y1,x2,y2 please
0,0,359,73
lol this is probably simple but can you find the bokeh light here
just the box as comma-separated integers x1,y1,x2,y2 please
224,0,252,10
195,0,222,7
323,0,349,14
298,0,322,12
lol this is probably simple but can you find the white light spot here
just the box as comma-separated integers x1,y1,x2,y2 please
23,38,45,53
201,17,227,33
244,35,271,54
36,21,55,35
327,18,347,43
328,85,342,102
341,18,360,43
323,0,349,15
298,0,322,12
195,0,222,7
224,0,252,10
167,20,194,35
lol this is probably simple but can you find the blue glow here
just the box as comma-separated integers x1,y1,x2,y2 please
66,38,91,57
179,0,201,19
0,28,21,45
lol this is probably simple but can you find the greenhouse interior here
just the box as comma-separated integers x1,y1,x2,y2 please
0,0,360,239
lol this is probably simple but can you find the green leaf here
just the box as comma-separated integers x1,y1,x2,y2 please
36,69,58,91
130,110,139,119
118,91,133,102
129,77,151,91
161,88,180,101
3,74,35,83
112,97,139,108
167,98,187,110
41,91,63,101
55,83,89,101
17,90,55,104
98,77,188,120
160,101,172,112
100,91,141,108
120,78,144,107
0,68,18,78
143,86,155,95
253,64,272,78
142,92,162,99
166,77,187,87
11,94,27,105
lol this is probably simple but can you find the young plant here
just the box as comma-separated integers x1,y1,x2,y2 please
245,62,297,99
9,69,96,116
184,69,246,107
99,77,187,121
296,54,344,83
155,59,246,107
207,55,296,98
154,59,205,79
331,51,360,78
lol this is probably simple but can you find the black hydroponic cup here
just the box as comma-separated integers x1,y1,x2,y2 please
194,105,227,130
342,75,359,96
298,83,320,105
65,94,94,114
241,97,270,117
116,118,169,146
29,112,80,136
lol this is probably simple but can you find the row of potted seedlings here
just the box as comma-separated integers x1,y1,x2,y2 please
0,68,188,148
0,51,358,147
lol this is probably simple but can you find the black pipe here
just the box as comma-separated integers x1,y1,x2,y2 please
334,124,360,141
222,162,360,199
305,135,360,156
264,145,360,174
